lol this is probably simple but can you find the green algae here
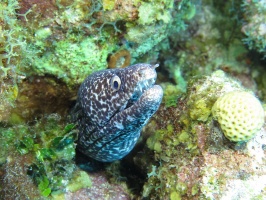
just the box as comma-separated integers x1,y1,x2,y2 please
0,0,196,88
0,0,23,122
24,35,117,85
242,0,266,58
137,0,174,25
161,83,184,108
102,0,116,11
0,114,78,198
66,171,92,192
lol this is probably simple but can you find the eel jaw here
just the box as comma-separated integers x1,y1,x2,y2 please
130,78,156,102
118,64,158,112
125,65,158,109
116,77,157,113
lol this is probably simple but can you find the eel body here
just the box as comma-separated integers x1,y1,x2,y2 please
72,63,163,162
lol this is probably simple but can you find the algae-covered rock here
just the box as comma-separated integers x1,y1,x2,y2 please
0,67,18,122
0,113,133,199
23,36,116,86
242,0,266,58
0,114,77,198
187,70,243,122
4,0,195,87
139,71,266,199
66,171,92,192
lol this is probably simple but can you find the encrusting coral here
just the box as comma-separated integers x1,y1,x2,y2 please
108,49,131,69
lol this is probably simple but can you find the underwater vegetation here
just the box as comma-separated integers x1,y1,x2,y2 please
0,0,195,87
0,0,266,199
0,114,79,198
242,0,266,58
0,0,21,122
0,64,18,122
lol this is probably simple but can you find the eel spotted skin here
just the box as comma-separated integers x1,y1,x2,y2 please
72,63,163,162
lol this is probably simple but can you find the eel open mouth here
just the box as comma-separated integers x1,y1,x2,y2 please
125,64,159,109
130,78,156,102
114,77,157,116
113,64,159,114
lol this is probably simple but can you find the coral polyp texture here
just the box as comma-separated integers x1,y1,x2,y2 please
212,91,265,142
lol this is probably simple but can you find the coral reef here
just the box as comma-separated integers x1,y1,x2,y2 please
0,113,132,199
186,70,243,123
1,153,44,199
158,0,250,89
1,0,266,199
2,0,194,87
138,70,266,199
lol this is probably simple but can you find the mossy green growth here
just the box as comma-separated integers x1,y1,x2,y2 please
144,115,200,197
38,177,51,197
126,0,196,60
147,121,198,161
1,0,197,89
137,0,174,25
191,183,199,196
170,191,182,200
0,114,77,197
0,124,32,164
242,0,266,58
147,124,176,154
0,72,18,122
142,70,251,199
0,0,23,122
103,0,115,11
16,135,35,155
34,27,52,40
186,70,243,122
66,171,92,192
162,83,183,108
23,35,117,86
125,22,169,59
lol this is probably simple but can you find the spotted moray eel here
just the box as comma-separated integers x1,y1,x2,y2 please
72,63,163,162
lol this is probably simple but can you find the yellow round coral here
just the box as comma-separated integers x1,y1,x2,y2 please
212,91,265,142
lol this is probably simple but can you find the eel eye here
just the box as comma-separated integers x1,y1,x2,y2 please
110,75,121,91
